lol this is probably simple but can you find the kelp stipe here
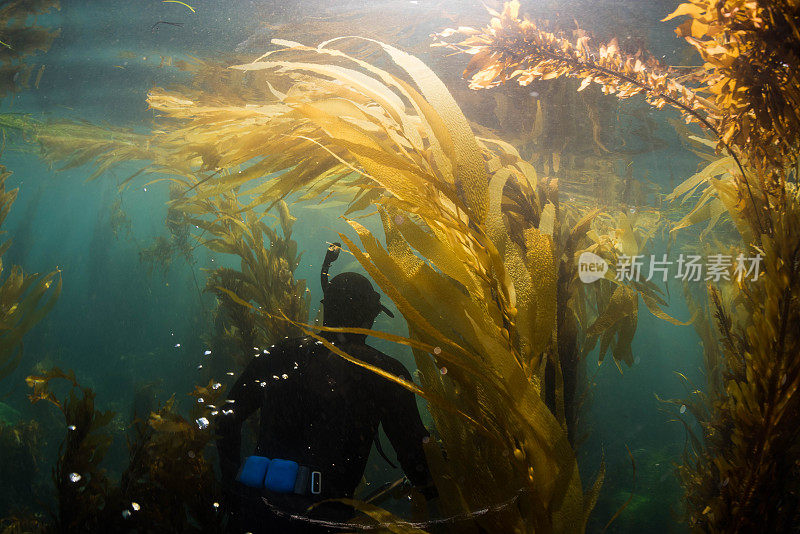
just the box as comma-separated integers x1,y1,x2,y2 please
139,184,195,277
672,192,800,532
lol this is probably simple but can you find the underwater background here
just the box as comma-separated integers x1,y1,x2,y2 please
2,0,797,533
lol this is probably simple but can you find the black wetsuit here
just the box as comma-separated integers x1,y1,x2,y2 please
217,333,433,533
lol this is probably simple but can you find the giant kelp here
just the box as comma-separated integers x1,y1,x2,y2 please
25,368,116,533
13,368,225,533
0,25,680,531
190,194,309,365
133,37,695,531
435,1,800,531
0,165,60,384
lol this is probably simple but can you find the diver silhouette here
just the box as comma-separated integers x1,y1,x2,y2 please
217,242,436,533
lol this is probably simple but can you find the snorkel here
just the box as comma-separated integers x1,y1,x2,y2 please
320,242,341,296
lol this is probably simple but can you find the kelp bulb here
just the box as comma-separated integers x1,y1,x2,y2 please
514,448,524,461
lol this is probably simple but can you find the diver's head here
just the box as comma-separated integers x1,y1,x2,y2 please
319,242,393,331
321,272,392,329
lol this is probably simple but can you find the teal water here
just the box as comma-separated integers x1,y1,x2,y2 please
0,1,711,532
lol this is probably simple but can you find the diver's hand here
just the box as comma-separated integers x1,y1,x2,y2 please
324,242,342,264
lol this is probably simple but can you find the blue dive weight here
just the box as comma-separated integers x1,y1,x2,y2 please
237,456,302,493
238,456,271,488
265,458,300,493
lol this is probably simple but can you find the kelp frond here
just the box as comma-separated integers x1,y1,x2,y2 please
663,0,800,194
432,2,718,137
24,368,225,533
0,165,60,383
677,192,800,532
26,367,116,533
192,195,309,362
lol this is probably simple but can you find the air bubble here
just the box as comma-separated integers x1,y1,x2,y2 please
195,417,210,430
680,404,687,414
69,473,81,483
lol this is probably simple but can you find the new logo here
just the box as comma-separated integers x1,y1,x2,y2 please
578,251,608,283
